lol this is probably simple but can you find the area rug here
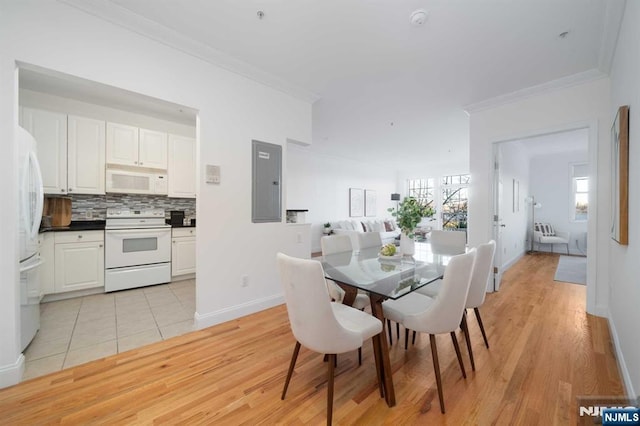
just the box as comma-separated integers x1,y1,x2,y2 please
554,255,587,285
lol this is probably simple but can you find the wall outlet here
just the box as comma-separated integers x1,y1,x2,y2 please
241,275,249,287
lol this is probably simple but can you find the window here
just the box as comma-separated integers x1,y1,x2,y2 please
407,178,435,210
571,164,588,222
441,174,470,231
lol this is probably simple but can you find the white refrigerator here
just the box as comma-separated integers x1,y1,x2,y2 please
18,126,44,351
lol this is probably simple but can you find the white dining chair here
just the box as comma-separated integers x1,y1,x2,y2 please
409,240,496,370
460,240,496,370
321,235,370,310
277,253,383,425
321,235,370,365
429,230,466,255
357,232,382,250
382,249,476,413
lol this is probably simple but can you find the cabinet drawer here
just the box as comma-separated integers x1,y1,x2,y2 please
172,228,196,238
54,230,104,244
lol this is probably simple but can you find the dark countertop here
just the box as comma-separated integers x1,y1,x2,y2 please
166,219,196,227
40,219,196,232
39,220,106,233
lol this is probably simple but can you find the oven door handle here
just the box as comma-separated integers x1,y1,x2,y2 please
106,228,171,235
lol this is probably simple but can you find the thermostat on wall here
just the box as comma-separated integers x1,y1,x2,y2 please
206,164,221,184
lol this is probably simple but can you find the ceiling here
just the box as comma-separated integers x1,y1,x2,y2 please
60,0,623,169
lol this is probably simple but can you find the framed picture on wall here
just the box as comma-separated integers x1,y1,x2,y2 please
611,105,629,245
365,190,376,217
349,188,364,217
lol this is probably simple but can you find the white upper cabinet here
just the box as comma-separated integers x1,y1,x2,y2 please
21,107,68,194
168,135,196,198
106,122,138,167
107,123,168,169
139,128,168,169
68,115,106,194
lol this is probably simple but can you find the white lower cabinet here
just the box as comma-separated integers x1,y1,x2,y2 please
172,228,196,277
54,231,104,293
38,233,55,296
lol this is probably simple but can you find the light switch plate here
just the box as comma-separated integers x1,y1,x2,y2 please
206,164,220,184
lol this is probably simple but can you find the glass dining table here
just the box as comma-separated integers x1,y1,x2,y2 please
321,244,452,407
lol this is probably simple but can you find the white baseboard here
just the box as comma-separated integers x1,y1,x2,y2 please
502,251,525,271
194,294,285,329
607,309,636,400
0,354,24,389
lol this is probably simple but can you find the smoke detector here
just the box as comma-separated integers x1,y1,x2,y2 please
410,9,429,27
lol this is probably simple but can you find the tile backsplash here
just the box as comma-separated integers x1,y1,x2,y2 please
58,194,196,221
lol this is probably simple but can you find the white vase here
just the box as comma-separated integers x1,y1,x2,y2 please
400,232,415,256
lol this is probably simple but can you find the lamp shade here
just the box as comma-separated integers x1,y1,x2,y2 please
391,193,401,201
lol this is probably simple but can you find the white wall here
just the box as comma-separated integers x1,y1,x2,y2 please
529,150,588,255
608,0,640,400
498,142,529,267
0,2,311,387
287,146,397,252
468,78,610,318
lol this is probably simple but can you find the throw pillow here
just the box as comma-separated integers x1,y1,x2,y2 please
535,222,555,236
384,221,393,232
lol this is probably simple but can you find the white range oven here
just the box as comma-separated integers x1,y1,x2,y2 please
105,208,171,292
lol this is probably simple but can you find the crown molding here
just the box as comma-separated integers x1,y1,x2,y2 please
463,68,608,115
598,0,626,74
57,0,321,104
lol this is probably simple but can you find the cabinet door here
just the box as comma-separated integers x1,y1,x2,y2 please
68,116,106,194
39,233,55,296
139,128,168,169
172,237,196,276
106,122,138,166
54,241,104,292
21,108,67,194
168,135,196,198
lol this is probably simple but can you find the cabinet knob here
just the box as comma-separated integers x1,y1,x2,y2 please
173,240,176,243
68,188,73,192
140,162,143,165
78,235,83,239
134,161,138,165
99,244,103,247
61,189,65,192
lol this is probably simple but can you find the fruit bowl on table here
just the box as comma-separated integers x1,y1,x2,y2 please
378,253,402,261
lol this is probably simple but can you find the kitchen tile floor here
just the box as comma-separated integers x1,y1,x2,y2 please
22,279,195,381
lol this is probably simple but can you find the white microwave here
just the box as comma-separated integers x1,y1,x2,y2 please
106,169,168,195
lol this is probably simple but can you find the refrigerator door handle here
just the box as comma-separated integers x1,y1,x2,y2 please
28,150,44,239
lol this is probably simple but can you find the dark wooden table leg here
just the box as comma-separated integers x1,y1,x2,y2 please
336,282,358,307
369,294,396,407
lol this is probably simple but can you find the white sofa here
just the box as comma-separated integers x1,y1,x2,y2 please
331,219,400,249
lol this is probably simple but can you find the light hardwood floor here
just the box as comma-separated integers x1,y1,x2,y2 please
0,253,624,424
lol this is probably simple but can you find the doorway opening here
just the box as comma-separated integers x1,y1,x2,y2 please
492,125,595,306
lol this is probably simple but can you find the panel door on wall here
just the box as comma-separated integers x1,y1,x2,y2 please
252,140,282,223
68,115,106,194
21,107,67,194
168,134,196,198
106,122,138,166
139,128,168,169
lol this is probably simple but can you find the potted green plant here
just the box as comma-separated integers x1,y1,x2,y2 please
323,222,332,235
387,197,423,255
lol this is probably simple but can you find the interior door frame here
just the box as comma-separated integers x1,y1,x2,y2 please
489,120,598,314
